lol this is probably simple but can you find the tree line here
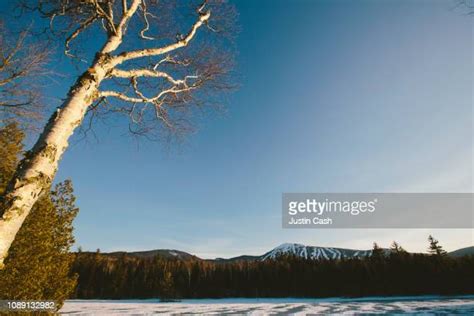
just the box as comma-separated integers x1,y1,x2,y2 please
72,239,474,300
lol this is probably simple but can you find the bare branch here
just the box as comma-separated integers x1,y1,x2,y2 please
99,90,145,103
100,0,141,54
1,30,28,69
65,14,97,57
17,0,236,136
138,0,156,40
100,80,198,103
118,0,141,30
0,22,50,127
111,10,210,65
92,0,117,34
122,0,128,13
109,68,184,85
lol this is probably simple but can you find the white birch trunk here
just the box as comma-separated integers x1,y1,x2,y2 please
0,0,208,268
0,58,108,268
0,0,139,268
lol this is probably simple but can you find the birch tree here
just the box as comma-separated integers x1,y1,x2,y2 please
0,0,235,268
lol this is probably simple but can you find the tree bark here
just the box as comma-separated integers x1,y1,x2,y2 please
0,56,109,268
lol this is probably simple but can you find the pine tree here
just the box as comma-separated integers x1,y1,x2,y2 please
159,270,175,300
428,235,447,256
390,241,406,254
0,122,24,203
371,242,384,260
0,123,78,310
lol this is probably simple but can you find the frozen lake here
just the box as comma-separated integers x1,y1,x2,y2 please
61,295,474,314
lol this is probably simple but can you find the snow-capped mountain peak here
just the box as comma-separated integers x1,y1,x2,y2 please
261,243,372,261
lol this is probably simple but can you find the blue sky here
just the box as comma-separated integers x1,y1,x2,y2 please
4,0,472,257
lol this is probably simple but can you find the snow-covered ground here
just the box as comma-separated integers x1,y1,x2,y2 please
61,295,474,315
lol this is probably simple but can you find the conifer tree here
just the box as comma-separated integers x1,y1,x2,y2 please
159,270,175,300
0,123,24,201
390,241,406,254
371,242,384,260
428,235,447,256
0,122,78,310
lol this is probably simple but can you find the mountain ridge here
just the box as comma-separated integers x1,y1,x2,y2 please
84,243,472,262
260,243,373,260
448,246,474,257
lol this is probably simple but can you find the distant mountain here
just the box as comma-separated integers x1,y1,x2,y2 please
85,244,474,262
105,249,199,261
214,255,260,262
88,243,380,262
449,246,474,257
213,243,375,261
260,243,373,261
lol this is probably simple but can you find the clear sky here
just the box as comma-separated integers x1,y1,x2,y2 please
3,0,472,258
